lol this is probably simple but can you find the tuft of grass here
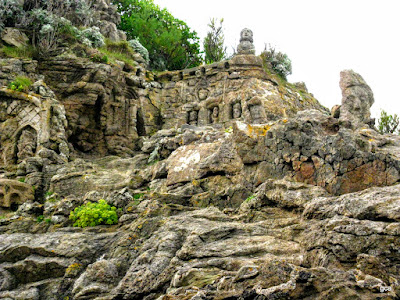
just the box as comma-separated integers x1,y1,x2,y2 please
0,45,35,59
98,39,137,68
8,76,32,92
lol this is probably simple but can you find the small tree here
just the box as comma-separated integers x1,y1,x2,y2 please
378,109,400,134
203,18,226,64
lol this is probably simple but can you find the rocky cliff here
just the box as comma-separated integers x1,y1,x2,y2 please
1,5,400,299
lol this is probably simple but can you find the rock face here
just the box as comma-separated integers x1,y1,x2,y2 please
1,28,400,299
339,69,374,128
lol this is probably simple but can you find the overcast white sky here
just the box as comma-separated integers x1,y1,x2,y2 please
153,0,400,119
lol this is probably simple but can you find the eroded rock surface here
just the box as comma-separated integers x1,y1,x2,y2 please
0,29,399,299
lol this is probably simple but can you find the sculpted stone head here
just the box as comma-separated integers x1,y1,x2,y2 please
232,102,242,119
240,28,253,43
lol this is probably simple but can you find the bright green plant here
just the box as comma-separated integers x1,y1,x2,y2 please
90,53,109,63
69,199,118,228
8,76,32,92
113,0,202,70
378,110,400,134
37,215,45,223
260,44,292,80
203,18,227,64
245,195,255,202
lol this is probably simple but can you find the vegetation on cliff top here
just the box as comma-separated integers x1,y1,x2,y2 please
113,0,202,71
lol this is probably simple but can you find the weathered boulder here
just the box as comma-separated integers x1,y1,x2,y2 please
0,28,29,48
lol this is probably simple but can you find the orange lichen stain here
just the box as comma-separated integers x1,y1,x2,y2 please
247,124,271,137
369,139,375,142
283,119,288,123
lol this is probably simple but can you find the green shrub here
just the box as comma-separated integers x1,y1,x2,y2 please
260,44,292,80
37,215,44,223
8,76,32,92
69,199,118,228
378,110,400,134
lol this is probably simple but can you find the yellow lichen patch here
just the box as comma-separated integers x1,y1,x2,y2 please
65,263,83,277
247,124,271,137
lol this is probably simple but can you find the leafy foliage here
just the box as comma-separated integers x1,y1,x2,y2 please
260,44,292,80
8,76,32,92
113,0,202,70
69,199,118,228
0,0,24,33
78,26,105,48
378,110,400,134
203,18,226,64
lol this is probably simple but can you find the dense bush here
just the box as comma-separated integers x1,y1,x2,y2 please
260,44,292,80
203,18,226,64
113,0,202,70
69,199,118,228
378,110,400,134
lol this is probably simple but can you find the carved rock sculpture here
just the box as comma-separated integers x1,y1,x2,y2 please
0,179,34,209
237,28,256,55
339,70,374,128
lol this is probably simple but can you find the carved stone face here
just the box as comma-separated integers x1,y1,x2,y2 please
198,89,209,101
233,103,242,119
189,110,198,125
212,106,219,118
240,28,253,43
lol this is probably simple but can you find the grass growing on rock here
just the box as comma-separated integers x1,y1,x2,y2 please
98,39,137,68
0,45,35,59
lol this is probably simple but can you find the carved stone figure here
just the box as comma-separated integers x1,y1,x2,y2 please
209,106,219,123
237,28,256,55
188,110,198,126
16,128,37,163
249,105,264,123
232,102,242,119
339,70,374,128
198,89,209,101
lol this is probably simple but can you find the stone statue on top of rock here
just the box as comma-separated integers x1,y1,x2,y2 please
237,28,256,55
339,70,375,129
